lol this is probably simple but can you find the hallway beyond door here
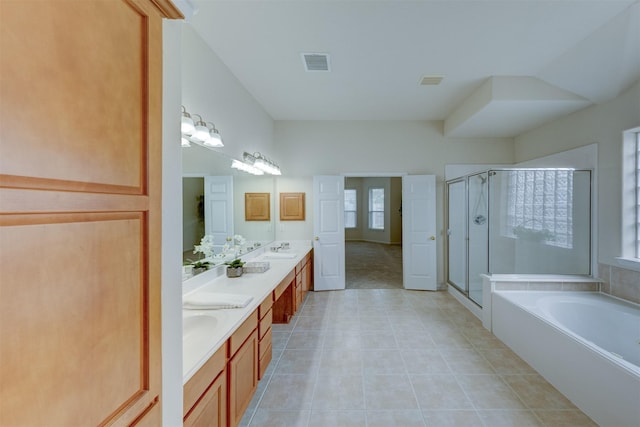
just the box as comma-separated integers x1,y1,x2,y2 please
346,241,403,289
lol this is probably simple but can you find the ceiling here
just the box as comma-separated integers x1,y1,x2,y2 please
187,0,640,138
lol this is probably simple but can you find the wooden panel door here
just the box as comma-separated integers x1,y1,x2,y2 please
0,0,181,425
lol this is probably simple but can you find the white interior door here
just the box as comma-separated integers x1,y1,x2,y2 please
204,175,234,252
402,175,437,290
313,175,345,291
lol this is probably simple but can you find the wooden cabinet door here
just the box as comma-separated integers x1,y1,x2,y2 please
184,372,227,427
228,330,258,427
0,0,180,425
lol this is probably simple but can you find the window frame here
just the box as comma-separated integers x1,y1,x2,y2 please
344,188,357,229
620,127,640,265
368,187,385,230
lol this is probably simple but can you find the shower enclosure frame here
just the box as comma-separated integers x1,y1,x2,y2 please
445,168,593,308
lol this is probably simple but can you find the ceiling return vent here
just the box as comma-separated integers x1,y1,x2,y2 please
301,53,331,72
419,75,444,85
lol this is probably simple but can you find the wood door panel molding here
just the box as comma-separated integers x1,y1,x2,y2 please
0,0,148,190
0,187,149,216
0,215,152,426
0,173,144,195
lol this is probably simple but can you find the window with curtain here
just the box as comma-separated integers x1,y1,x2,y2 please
504,170,573,249
344,189,357,228
368,187,385,230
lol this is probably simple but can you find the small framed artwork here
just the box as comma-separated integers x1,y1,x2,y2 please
280,192,305,221
245,192,270,221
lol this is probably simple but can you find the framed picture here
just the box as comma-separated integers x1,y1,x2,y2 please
245,192,270,221
279,192,305,221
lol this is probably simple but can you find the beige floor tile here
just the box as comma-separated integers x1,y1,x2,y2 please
312,374,365,410
401,349,451,374
362,349,406,374
456,374,527,410
439,348,495,374
323,330,361,350
359,331,398,350
358,315,393,332
533,409,598,427
271,331,291,350
248,409,310,427
308,410,367,427
275,349,322,375
394,330,438,350
319,349,363,375
422,409,484,426
429,327,474,349
477,409,542,426
364,374,419,410
502,374,577,410
410,374,474,410
294,315,330,331
286,330,325,350
366,410,426,427
477,348,537,374
259,374,315,410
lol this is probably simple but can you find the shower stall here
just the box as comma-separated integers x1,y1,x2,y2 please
445,168,592,307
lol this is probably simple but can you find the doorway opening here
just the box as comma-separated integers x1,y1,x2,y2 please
344,176,403,289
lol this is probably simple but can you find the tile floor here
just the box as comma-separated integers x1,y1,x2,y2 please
240,289,597,427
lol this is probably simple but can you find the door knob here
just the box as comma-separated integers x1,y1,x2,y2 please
314,236,319,241
430,236,436,240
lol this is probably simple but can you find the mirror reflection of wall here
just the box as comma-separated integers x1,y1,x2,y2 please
182,177,205,263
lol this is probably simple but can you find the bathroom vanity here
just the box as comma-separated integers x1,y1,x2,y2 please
182,245,312,426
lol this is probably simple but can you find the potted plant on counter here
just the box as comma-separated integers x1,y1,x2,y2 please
225,258,245,278
189,260,211,276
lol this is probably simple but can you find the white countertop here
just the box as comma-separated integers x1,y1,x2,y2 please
182,242,312,383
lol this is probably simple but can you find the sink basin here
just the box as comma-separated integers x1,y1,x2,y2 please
183,312,218,338
183,311,225,375
261,251,297,259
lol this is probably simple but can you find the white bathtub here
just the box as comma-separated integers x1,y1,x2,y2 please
492,291,640,427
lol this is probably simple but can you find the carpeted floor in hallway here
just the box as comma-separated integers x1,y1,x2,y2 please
345,241,403,289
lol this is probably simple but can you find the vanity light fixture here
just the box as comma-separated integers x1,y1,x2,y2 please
181,106,195,135
231,159,264,175
204,122,224,147
243,152,282,175
181,106,225,150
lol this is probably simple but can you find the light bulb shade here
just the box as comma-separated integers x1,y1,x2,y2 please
204,127,223,147
231,159,264,175
181,137,191,147
181,113,195,135
193,123,210,141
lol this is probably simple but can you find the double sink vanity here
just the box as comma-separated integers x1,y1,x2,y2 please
181,242,313,426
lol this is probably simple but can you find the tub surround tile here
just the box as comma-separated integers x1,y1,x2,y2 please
527,282,562,291
561,282,598,292
495,282,529,291
610,265,640,304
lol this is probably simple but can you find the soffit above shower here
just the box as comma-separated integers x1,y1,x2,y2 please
443,76,592,138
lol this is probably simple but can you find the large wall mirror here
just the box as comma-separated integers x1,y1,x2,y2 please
182,144,275,270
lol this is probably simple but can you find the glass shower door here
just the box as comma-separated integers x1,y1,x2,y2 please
446,179,467,293
467,173,488,306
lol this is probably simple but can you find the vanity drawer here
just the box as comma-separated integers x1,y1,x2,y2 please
228,310,258,356
258,342,272,380
259,327,272,360
259,309,272,339
259,295,273,319
183,342,227,417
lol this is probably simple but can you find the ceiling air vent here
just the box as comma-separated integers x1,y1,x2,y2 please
419,75,444,86
302,53,331,72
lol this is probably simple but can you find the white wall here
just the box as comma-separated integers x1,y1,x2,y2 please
514,80,640,267
274,120,515,286
161,20,183,427
182,25,276,167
